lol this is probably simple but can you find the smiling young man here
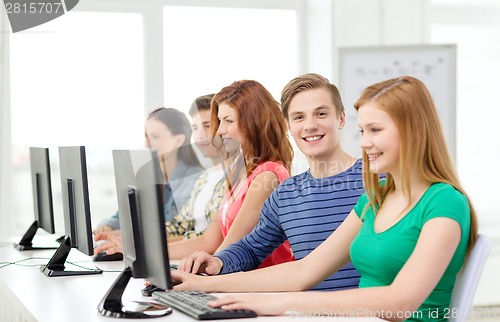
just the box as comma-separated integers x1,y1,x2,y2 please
175,73,366,291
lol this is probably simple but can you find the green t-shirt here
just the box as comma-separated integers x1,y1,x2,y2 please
351,183,470,321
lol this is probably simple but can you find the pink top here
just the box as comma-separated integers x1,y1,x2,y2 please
218,161,294,268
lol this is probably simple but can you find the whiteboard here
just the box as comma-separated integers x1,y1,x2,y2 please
338,44,456,161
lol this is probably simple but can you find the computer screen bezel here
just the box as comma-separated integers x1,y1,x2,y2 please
14,147,57,251
31,147,56,234
97,149,173,318
58,145,95,256
114,149,172,288
39,146,102,277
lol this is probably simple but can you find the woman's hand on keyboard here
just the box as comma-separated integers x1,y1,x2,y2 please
178,251,223,275
208,293,289,316
170,270,211,291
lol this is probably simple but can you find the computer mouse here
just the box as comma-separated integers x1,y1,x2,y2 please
141,284,164,297
93,252,123,262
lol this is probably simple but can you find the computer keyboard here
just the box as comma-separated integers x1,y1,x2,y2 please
141,264,179,297
153,290,257,320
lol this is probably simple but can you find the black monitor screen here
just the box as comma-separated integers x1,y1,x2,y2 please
14,147,57,251
30,147,55,234
114,149,172,288
59,146,95,256
98,149,172,318
39,146,102,277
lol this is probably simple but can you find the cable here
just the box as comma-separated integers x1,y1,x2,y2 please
0,257,51,269
64,260,103,272
63,260,122,272
96,268,123,273
0,256,122,273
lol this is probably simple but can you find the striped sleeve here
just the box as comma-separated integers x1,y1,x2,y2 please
217,189,286,273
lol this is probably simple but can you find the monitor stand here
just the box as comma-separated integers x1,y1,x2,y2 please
14,221,62,251
40,235,103,277
98,267,172,318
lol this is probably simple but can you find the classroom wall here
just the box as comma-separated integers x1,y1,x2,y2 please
293,0,428,172
304,0,428,83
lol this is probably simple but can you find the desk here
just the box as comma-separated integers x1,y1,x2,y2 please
0,237,382,322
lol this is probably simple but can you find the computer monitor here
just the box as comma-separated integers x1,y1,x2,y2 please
14,147,59,251
39,146,102,277
98,149,172,318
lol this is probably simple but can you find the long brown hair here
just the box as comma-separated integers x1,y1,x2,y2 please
354,76,478,255
211,80,293,175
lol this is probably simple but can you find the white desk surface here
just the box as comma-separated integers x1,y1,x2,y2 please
0,236,382,322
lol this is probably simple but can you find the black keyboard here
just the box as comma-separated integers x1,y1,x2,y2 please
153,290,257,320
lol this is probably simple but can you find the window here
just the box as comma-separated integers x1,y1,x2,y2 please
2,0,303,235
162,6,298,114
10,11,144,233
163,5,300,172
7,2,302,236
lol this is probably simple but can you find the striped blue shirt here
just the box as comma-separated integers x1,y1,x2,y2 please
216,159,364,290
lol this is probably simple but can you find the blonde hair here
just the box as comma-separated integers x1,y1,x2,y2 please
354,76,478,255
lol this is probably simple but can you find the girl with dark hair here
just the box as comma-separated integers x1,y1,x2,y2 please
93,108,204,254
144,107,204,222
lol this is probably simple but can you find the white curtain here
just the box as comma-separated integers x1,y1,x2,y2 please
0,8,13,239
